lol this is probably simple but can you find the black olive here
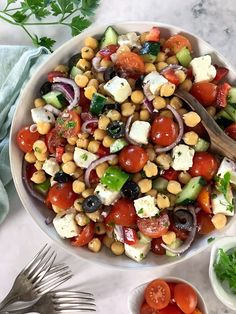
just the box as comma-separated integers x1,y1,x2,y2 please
54,171,70,183
107,121,125,139
82,195,102,213
173,209,194,231
68,53,82,69
104,66,117,82
121,181,140,200
103,102,121,112
135,75,144,90
40,81,52,96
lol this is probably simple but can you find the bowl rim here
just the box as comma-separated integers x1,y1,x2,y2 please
9,20,236,270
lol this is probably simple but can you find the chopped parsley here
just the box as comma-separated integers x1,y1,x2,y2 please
138,208,144,214
140,253,144,259
80,153,88,161
215,172,233,212
34,147,41,153
56,117,64,125
164,222,169,228
67,121,76,128
177,151,182,156
207,237,215,244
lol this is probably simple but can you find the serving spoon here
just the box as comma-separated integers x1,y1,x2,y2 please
174,89,236,162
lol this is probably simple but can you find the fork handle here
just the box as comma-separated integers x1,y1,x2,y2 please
0,289,21,311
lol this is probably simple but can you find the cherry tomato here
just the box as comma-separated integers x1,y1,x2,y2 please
162,168,180,181
55,110,81,138
216,83,231,107
164,34,192,53
162,69,180,85
191,309,203,314
119,145,148,173
140,302,160,314
96,144,110,157
55,146,64,163
47,71,66,83
159,303,183,314
137,213,170,238
151,116,179,146
225,123,236,140
151,238,166,255
16,126,40,153
124,227,138,245
146,26,161,42
197,185,212,214
115,52,145,79
145,279,171,310
105,198,137,227
197,210,215,235
188,152,218,181
47,182,77,209
174,283,197,314
190,82,217,107
99,44,119,59
45,128,67,154
170,224,189,241
213,66,229,83
71,222,94,247
167,282,176,302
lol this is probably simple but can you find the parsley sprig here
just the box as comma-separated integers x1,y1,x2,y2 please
215,171,234,212
0,0,100,51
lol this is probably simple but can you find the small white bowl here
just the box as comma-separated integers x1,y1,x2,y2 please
128,276,208,314
209,236,236,311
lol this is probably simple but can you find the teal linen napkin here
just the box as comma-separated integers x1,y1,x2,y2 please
0,46,50,224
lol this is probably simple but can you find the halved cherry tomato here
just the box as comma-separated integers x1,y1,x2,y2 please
47,182,77,209
151,116,179,146
190,82,217,107
191,309,202,314
96,144,110,157
167,282,176,302
197,185,212,214
188,152,218,181
99,44,119,59
146,26,161,42
216,83,231,107
140,302,160,314
119,145,148,173
47,71,66,83
213,66,229,83
145,279,171,310
79,88,90,111
159,303,183,314
115,52,145,79
170,225,189,241
164,34,192,54
55,146,64,163
197,210,215,235
151,238,166,255
225,123,236,140
162,168,180,181
45,128,67,154
71,222,94,247
16,126,40,153
162,69,180,85
124,227,138,245
174,283,197,314
137,213,170,238
55,110,81,138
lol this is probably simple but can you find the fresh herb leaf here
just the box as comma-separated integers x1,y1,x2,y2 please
81,0,100,16
215,172,233,212
67,121,76,128
70,16,91,36
81,153,88,161
138,208,144,214
207,237,215,243
32,35,56,52
11,11,28,23
34,147,42,153
7,0,17,4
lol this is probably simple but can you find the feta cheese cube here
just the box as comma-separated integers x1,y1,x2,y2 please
190,55,216,83
53,212,80,238
216,157,236,186
42,158,60,177
129,120,151,145
143,71,168,95
171,144,195,171
134,195,159,218
94,183,120,206
118,32,141,48
31,107,55,124
104,76,132,103
74,148,98,169
125,240,151,262
212,187,234,216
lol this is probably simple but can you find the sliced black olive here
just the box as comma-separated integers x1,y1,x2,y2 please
107,121,125,139
40,81,52,96
173,209,194,231
82,195,102,213
121,181,140,200
68,53,82,69
54,171,70,183
104,66,117,82
135,75,144,90
103,102,121,112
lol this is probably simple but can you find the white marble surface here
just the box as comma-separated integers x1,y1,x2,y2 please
0,0,236,313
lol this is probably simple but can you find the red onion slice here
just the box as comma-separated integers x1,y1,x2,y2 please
52,83,74,103
160,64,187,75
92,56,107,72
29,124,38,133
143,83,155,101
81,112,93,121
81,118,98,134
155,104,184,153
143,98,154,113
125,115,141,146
53,77,80,110
84,155,117,187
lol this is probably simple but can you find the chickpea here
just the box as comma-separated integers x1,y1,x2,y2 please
156,61,168,72
34,151,48,161
160,82,176,97
34,98,46,108
75,74,89,88
140,32,148,44
140,109,150,121
179,78,192,92
106,110,121,121
93,129,106,141
75,213,89,226
96,72,105,83
78,132,89,139
103,235,114,248
183,111,201,127
138,179,152,193
178,171,191,185
170,96,183,110
72,180,85,194
72,168,83,179
98,115,110,130
87,140,100,153
67,136,77,145
34,160,44,170
81,46,95,60
76,138,89,149
52,204,64,213
211,214,227,230
145,189,157,197
54,64,69,74
31,170,46,184
166,55,179,64
133,173,142,183
62,152,73,163
87,78,99,89
37,122,51,135
183,131,199,146
108,155,118,165
111,241,125,256
96,162,109,178
121,102,135,117
162,231,176,245
175,70,187,83
102,135,115,148
160,109,173,119
168,193,177,207
88,238,102,253
95,222,106,235
153,96,166,110
84,36,98,49
65,144,75,153
156,52,166,62
156,193,170,209
84,70,93,80
74,198,83,212
127,78,136,90
146,147,155,162
116,45,131,54
167,180,182,195
76,58,91,71
156,153,172,170
177,108,188,116
33,140,47,154
82,188,94,199
130,90,144,105
145,63,156,73
24,152,36,163
86,209,101,222
62,161,77,175
143,161,158,178
206,106,216,117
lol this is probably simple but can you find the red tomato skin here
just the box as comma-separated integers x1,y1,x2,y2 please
140,302,160,314
99,44,119,58
225,123,236,140
170,224,189,241
96,144,110,157
188,152,218,181
45,128,67,154
146,26,161,42
197,185,212,214
163,69,180,85
55,146,64,163
47,71,66,83
124,227,138,245
197,210,215,235
164,35,192,53
151,238,166,255
55,110,81,138
190,82,217,107
71,222,95,247
145,279,171,310
213,66,229,83
137,213,170,238
162,168,180,181
116,52,145,79
159,303,183,314
174,283,198,314
119,145,148,173
47,182,77,210
106,198,137,227
216,83,231,107
151,116,179,146
16,126,40,153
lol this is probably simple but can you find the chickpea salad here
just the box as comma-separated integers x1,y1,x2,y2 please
16,25,236,262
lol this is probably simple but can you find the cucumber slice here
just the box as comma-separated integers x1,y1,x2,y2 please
33,178,50,195
176,47,192,67
110,138,127,153
152,177,168,192
70,66,83,79
42,91,66,109
193,138,210,152
138,231,152,244
140,42,160,63
176,176,206,205
228,87,236,105
100,26,118,49
216,108,234,121
224,103,236,122
166,238,183,257
90,92,107,116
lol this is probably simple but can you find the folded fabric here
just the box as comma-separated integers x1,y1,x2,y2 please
0,46,50,224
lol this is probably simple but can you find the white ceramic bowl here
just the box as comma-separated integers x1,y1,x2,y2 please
209,236,236,311
128,276,208,314
10,21,236,269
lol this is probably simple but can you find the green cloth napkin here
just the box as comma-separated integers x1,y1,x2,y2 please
0,46,50,224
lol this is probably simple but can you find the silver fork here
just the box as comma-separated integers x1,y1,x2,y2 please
0,245,72,311
2,291,96,313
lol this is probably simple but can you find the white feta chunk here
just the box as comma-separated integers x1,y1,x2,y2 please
216,157,236,186
143,71,168,95
134,195,159,218
31,107,55,124
104,76,132,103
171,144,195,171
94,183,120,206
74,148,98,169
53,212,80,238
118,32,141,48
113,225,124,243
190,55,216,83
125,240,151,262
42,158,60,177
129,120,151,145
212,187,234,216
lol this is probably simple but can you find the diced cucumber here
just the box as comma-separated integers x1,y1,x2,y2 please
140,42,160,63
216,109,234,121
33,178,50,195
228,87,236,105
176,47,192,67
42,91,66,109
152,177,168,192
100,26,118,49
224,103,236,122
90,92,107,116
110,138,127,153
166,238,183,257
138,231,152,244
70,66,83,79
215,117,233,129
176,176,206,205
193,138,210,152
